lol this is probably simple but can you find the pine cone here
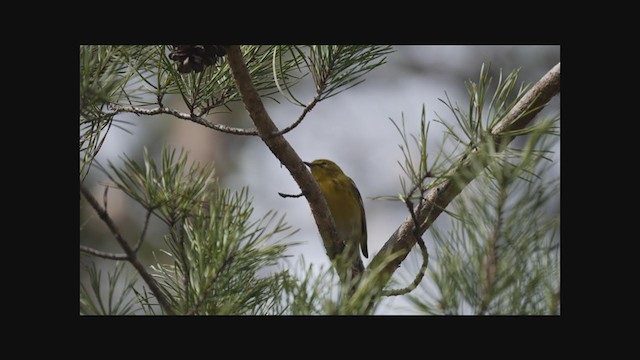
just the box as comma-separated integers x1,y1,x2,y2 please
169,45,227,74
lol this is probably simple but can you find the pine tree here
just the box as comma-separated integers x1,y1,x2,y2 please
80,46,560,315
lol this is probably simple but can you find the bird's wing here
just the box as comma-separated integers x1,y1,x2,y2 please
349,177,368,258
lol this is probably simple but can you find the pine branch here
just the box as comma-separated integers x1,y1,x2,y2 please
188,255,233,315
367,63,561,292
80,185,175,315
272,95,321,137
109,105,259,136
381,197,429,297
225,45,364,282
133,209,152,253
80,245,128,260
81,196,153,260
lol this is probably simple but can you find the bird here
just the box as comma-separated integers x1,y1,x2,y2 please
304,159,368,261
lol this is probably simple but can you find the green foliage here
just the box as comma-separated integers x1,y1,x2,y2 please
80,261,139,315
79,45,391,182
79,45,138,181
277,45,393,105
99,147,216,225
388,106,452,201
387,64,561,315
79,45,396,316
279,258,394,315
408,135,559,315
153,186,298,315
79,46,559,315
435,64,530,146
113,45,304,112
379,65,559,314
82,146,301,315
79,45,305,181
280,260,337,315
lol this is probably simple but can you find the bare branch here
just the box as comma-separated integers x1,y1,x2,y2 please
80,245,128,260
132,209,153,254
225,45,364,281
382,197,429,297
103,185,109,211
82,203,152,259
109,104,259,136
491,63,561,141
80,185,176,315
367,63,561,292
278,192,304,198
271,95,321,137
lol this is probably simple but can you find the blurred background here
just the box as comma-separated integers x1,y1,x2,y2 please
80,45,560,314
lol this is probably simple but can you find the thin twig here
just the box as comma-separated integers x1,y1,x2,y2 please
195,88,232,117
103,185,109,211
81,204,151,258
382,197,429,297
271,95,321,137
133,209,153,253
380,168,434,297
80,185,175,315
405,171,434,201
278,192,304,198
80,245,128,260
177,227,190,311
109,105,259,136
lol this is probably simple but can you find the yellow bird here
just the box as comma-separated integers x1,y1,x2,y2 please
304,159,368,260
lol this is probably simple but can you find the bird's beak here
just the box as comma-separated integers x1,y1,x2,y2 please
303,161,313,168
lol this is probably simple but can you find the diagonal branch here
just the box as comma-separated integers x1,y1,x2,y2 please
80,208,150,260
133,209,153,253
109,105,259,136
225,45,364,281
381,197,429,297
80,245,128,260
80,185,175,315
272,95,321,137
367,63,561,291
